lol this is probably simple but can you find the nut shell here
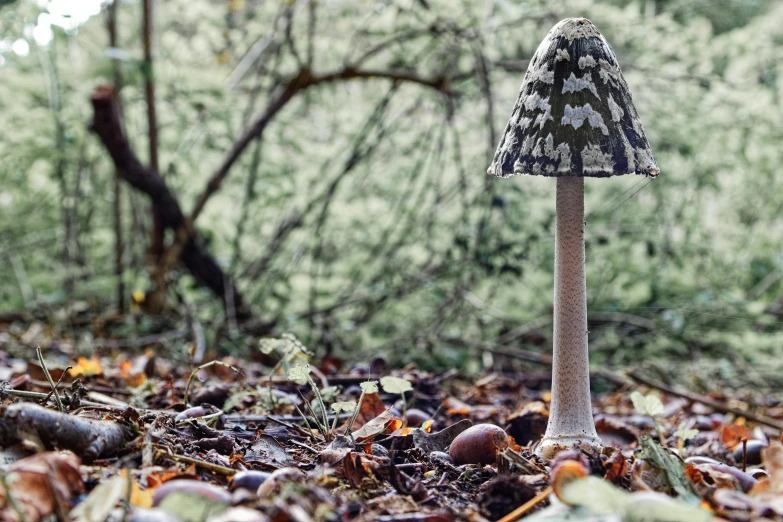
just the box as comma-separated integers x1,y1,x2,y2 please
448,424,509,465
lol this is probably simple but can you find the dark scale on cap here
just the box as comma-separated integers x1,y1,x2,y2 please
487,18,659,178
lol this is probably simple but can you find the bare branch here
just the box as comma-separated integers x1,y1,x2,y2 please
90,87,251,319
188,65,454,224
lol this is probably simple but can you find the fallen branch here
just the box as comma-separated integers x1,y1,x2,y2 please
628,370,783,431
0,403,130,463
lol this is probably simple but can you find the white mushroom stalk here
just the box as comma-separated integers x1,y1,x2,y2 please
538,175,601,458
486,18,659,459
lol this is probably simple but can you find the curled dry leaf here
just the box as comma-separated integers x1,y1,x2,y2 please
342,392,387,433
352,409,400,443
412,419,473,453
246,434,296,467
0,451,84,522
685,456,758,493
720,424,752,449
602,450,630,483
322,434,355,466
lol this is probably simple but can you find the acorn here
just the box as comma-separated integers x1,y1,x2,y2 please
449,424,509,466
430,451,454,465
257,467,306,497
191,384,231,408
551,458,589,504
229,470,271,492
174,405,225,429
733,439,767,467
151,480,231,507
174,406,213,421
405,408,431,428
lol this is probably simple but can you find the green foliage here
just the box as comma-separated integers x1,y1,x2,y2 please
1,0,783,374
638,435,699,501
630,391,664,418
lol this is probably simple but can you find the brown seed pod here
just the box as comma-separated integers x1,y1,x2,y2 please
551,459,589,504
449,424,509,466
405,408,431,427
733,439,767,467
229,470,272,492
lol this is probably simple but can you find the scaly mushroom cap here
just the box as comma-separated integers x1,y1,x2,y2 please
487,18,659,178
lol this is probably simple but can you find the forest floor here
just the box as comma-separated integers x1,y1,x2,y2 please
1,314,783,522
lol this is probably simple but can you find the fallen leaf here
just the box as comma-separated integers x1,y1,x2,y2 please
245,434,296,468
0,451,84,522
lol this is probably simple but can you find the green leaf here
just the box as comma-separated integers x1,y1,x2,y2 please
380,376,413,394
526,477,712,522
638,435,699,502
155,491,229,522
673,422,699,443
561,476,629,514
360,380,379,394
630,391,664,418
331,400,357,413
286,363,310,386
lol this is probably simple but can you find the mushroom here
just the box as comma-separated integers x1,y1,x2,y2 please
487,18,659,459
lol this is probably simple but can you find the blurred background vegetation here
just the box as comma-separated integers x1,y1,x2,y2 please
1,0,782,380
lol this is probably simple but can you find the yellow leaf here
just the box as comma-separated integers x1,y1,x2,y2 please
69,356,103,377
131,290,145,303
215,50,231,65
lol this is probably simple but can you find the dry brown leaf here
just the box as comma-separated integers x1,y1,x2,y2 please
0,451,84,522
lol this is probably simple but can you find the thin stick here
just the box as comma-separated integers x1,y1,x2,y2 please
604,178,654,216
629,370,783,431
593,176,646,215
183,361,243,407
36,346,64,412
496,486,552,522
107,0,125,314
154,448,236,476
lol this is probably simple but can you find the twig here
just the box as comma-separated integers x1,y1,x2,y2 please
153,448,236,477
107,0,125,314
189,65,453,225
36,347,64,412
628,370,783,431
9,254,34,308
184,361,244,407
496,486,552,522
289,439,319,454
747,267,783,300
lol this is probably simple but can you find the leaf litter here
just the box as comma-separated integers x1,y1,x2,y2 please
1,333,783,521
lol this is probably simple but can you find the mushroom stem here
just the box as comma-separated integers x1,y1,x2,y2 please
536,176,601,459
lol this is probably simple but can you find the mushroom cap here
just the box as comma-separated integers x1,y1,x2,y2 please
487,18,659,179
